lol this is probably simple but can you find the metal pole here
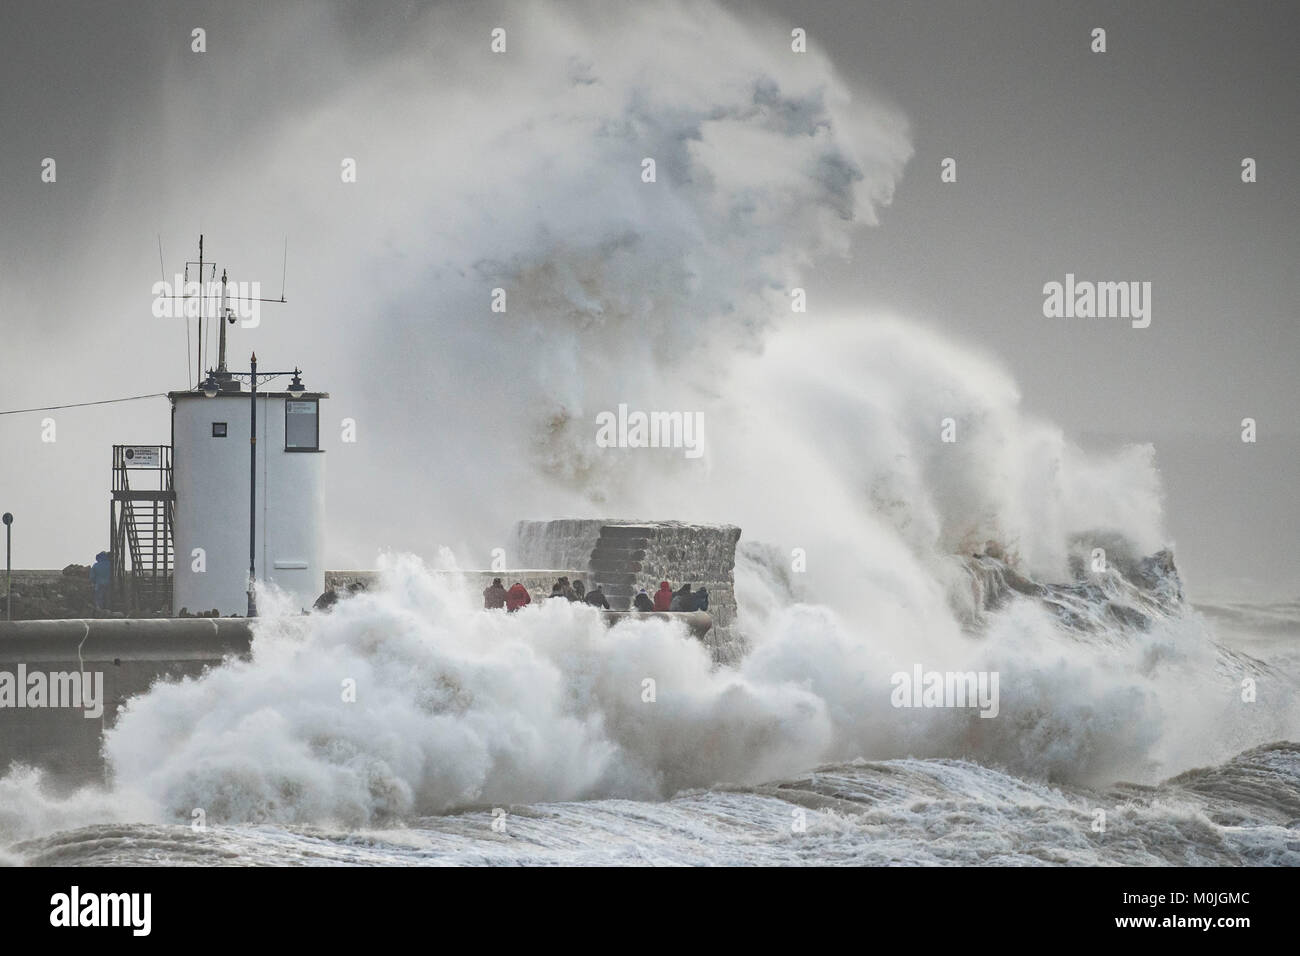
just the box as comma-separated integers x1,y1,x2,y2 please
197,234,204,386
217,269,229,373
248,352,258,618
3,513,12,621
109,499,115,613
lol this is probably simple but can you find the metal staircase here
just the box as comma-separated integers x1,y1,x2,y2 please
110,445,175,614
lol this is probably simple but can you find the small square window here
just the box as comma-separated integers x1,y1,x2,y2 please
212,422,228,437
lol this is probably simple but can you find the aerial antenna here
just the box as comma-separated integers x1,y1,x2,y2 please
159,236,291,390
180,234,218,385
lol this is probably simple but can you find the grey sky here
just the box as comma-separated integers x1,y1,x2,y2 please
1,0,1296,601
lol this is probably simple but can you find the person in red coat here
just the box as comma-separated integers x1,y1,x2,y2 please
506,582,532,612
653,581,673,611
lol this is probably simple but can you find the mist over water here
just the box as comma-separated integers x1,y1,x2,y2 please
3,542,1298,863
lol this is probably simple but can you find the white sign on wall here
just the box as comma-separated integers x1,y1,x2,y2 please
122,446,161,468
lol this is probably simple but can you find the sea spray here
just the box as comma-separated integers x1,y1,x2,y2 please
89,546,1296,828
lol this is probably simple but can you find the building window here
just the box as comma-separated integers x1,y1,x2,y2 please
212,422,228,438
285,399,319,451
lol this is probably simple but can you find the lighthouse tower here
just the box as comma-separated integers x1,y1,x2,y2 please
169,369,327,616
106,237,327,616
154,237,327,616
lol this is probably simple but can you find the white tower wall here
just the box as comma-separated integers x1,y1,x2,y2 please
171,390,326,616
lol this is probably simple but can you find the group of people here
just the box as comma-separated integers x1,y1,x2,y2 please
481,576,610,612
545,576,611,608
482,578,534,612
635,581,709,613
481,576,708,613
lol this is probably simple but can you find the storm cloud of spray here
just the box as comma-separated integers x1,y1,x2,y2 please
252,0,1155,587
200,0,916,558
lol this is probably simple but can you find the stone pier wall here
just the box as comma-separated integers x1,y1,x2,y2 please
325,569,581,606
512,519,744,664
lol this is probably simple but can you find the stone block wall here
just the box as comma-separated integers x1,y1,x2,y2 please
325,569,580,607
512,519,744,664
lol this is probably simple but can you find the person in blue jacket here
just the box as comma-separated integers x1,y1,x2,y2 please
89,552,111,610
691,587,709,612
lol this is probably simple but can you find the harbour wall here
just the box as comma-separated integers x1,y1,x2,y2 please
325,569,713,638
0,618,252,782
0,603,712,781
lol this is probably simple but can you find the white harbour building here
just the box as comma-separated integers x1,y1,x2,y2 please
168,371,327,615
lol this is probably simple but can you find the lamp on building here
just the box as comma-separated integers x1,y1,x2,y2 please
201,372,221,398
287,369,306,399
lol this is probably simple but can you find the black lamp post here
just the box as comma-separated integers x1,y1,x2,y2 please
248,352,257,618
199,356,307,618
2,512,11,621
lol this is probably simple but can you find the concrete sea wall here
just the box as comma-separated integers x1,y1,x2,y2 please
3,531,738,779
0,607,711,781
0,619,251,781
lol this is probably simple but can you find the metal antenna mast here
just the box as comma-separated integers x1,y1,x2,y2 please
218,269,230,373
163,236,289,389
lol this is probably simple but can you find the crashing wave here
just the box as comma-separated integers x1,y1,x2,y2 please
956,534,1183,634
